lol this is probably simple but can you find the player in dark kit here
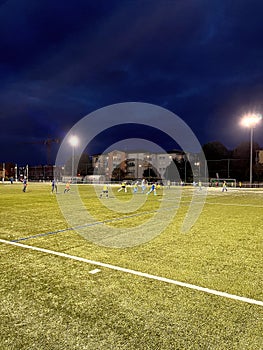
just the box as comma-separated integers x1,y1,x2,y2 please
22,178,27,192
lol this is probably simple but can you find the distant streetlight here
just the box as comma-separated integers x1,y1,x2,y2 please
2,162,5,182
194,162,200,179
241,113,262,185
15,164,17,182
69,135,79,181
147,155,150,179
138,164,142,178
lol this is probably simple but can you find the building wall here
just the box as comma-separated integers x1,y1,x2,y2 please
257,150,263,164
91,150,185,180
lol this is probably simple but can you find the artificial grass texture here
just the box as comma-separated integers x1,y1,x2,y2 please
0,183,262,349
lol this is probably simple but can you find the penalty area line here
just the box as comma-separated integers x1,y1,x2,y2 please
0,238,262,307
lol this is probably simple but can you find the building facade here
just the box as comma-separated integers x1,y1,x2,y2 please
91,149,185,181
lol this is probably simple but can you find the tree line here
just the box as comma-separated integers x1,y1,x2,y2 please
171,141,263,183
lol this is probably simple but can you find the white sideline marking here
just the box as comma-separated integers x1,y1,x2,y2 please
1,238,262,307
89,268,101,274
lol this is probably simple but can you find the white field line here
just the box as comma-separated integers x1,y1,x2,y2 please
188,200,263,208
1,239,262,307
160,198,263,209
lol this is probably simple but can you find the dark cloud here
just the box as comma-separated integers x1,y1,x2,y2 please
1,0,263,164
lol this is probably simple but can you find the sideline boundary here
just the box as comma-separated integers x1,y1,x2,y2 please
1,238,262,307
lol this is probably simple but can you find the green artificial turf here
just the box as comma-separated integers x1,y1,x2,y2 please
0,182,262,349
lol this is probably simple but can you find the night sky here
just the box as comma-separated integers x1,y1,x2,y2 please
1,0,263,165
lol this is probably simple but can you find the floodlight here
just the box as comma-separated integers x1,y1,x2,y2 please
241,113,262,185
69,135,79,180
241,113,262,128
69,135,79,147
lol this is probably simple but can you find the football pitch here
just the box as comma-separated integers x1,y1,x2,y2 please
0,183,262,349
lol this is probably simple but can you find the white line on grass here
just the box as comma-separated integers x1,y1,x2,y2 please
193,200,263,208
160,198,263,209
1,238,262,307
89,268,101,274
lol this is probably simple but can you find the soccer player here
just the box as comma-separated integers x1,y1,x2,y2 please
118,181,127,192
133,181,139,193
51,179,57,193
22,178,27,192
100,184,109,198
64,181,70,193
146,182,156,196
222,181,227,192
141,178,147,193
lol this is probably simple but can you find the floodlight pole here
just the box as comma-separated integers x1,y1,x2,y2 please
69,136,78,183
194,162,200,179
15,164,17,182
241,113,262,186
249,127,253,186
2,162,5,182
72,146,74,181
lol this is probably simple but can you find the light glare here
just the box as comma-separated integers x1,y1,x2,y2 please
69,135,78,147
241,113,262,128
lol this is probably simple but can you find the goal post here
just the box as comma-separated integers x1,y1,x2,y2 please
210,178,237,188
